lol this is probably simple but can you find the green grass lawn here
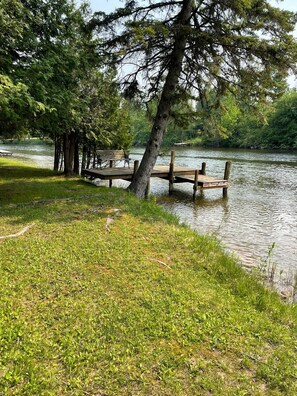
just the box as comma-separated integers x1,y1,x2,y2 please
1,158,297,395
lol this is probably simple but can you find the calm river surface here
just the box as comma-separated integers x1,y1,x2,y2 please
2,142,297,277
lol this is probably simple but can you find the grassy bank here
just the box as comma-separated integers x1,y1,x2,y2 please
1,158,297,395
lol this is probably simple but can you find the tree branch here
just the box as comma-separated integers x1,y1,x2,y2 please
0,224,35,240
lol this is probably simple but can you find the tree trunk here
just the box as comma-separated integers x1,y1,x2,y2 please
127,0,193,198
73,135,80,175
63,132,75,176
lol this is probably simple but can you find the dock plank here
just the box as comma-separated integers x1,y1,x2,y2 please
175,174,229,188
82,165,197,180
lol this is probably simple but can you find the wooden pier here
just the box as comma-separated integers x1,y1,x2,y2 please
82,151,231,199
0,150,12,157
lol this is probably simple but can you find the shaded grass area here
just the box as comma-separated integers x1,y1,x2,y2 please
1,158,297,395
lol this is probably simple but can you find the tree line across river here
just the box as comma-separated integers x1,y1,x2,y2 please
131,90,297,150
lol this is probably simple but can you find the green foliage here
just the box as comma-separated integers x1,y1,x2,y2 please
0,0,27,73
22,1,99,133
130,105,152,146
264,90,297,149
197,89,297,149
0,74,45,139
97,0,297,117
0,0,46,139
131,100,200,147
0,0,133,172
78,70,132,150
129,84,297,151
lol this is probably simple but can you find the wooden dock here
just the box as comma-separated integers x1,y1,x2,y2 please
82,151,231,199
0,150,12,157
82,165,197,181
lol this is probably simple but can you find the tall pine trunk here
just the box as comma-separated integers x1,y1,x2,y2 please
127,0,193,198
63,132,75,176
73,135,80,175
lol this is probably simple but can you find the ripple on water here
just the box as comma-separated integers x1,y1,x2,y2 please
154,148,297,277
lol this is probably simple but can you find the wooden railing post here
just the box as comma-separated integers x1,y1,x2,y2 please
170,150,176,164
223,161,232,197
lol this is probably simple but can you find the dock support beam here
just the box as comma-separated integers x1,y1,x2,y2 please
193,169,199,200
223,161,232,197
169,151,175,195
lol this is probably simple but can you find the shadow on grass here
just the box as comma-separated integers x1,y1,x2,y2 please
0,177,98,204
0,158,189,228
1,175,178,230
0,162,57,180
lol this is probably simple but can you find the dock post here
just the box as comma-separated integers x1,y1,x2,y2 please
193,169,199,200
109,160,114,187
223,161,232,197
201,162,206,175
169,151,175,195
170,150,176,164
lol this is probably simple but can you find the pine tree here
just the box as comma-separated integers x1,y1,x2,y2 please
94,0,297,197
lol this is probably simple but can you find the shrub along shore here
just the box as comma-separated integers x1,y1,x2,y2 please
1,158,297,395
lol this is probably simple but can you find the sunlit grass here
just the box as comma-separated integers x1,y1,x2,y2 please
1,158,297,395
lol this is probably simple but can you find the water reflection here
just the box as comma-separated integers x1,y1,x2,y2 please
132,147,297,275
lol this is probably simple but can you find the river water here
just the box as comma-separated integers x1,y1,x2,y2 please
2,141,297,280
